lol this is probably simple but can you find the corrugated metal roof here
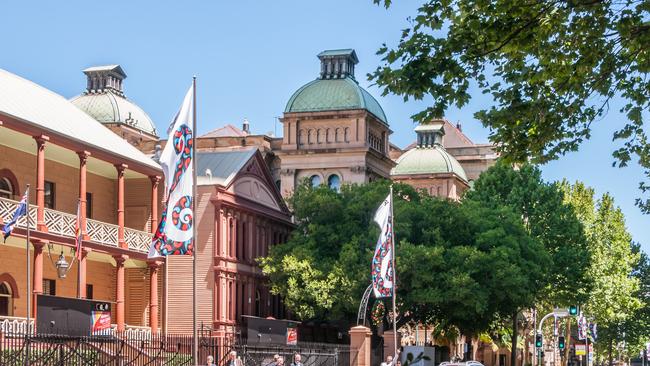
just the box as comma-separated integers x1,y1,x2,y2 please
0,68,160,171
196,148,256,186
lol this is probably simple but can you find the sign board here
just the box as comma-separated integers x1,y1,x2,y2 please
37,295,112,337
575,345,586,356
91,311,112,335
286,324,298,345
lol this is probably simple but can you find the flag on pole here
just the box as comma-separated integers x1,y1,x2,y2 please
578,312,588,340
371,194,393,298
2,190,28,242
75,200,83,260
149,85,195,258
589,322,597,341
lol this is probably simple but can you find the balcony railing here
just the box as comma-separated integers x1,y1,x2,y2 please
0,316,155,338
0,197,152,254
0,316,34,335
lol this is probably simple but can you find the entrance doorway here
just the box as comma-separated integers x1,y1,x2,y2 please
0,282,13,316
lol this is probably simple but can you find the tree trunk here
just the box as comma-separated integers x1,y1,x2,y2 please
564,321,572,366
512,311,518,366
608,338,614,366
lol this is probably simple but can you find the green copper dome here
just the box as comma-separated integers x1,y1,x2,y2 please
70,65,158,137
391,122,468,181
284,49,388,124
71,92,157,136
391,146,468,181
284,77,388,124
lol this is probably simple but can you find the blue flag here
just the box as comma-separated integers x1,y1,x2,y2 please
3,190,28,241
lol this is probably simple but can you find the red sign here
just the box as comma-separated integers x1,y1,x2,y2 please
287,326,298,345
91,311,111,335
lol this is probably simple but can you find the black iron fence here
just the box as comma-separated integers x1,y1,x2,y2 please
0,331,232,366
234,341,352,366
0,332,353,366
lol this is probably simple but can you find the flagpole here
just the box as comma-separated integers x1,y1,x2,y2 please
77,198,81,299
25,184,31,366
389,185,397,359
191,76,198,365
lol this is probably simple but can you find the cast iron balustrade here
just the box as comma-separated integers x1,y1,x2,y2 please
0,197,152,253
0,316,34,335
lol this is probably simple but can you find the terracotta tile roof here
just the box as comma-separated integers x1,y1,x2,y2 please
201,124,248,138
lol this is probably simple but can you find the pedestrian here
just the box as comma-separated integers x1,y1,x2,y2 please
277,356,285,366
206,355,216,366
381,350,401,366
226,350,242,366
268,354,280,366
291,353,304,366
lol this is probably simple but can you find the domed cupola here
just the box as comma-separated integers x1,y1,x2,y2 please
71,65,158,143
284,49,388,125
392,120,468,182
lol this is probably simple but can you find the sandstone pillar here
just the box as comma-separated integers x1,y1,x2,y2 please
350,326,372,366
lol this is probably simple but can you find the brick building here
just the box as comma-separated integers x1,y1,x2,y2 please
0,68,164,335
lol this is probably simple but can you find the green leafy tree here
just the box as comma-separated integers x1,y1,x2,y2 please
370,0,650,212
620,244,650,358
261,179,549,338
465,162,591,366
560,181,641,365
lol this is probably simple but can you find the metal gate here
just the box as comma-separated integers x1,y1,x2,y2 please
233,342,351,366
0,332,226,366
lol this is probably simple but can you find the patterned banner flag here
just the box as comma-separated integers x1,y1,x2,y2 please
371,194,393,298
578,312,588,340
2,189,28,242
149,84,194,257
589,322,597,341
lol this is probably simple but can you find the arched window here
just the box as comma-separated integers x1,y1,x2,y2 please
0,177,13,199
328,174,341,192
0,282,12,316
310,175,321,187
255,289,261,317
298,130,306,146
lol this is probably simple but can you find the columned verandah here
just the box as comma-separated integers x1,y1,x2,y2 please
0,117,164,335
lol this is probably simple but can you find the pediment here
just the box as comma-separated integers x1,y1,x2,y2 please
225,151,288,213
232,176,281,210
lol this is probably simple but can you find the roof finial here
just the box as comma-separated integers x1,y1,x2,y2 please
242,118,250,134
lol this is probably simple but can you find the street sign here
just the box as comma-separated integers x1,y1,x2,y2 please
575,345,586,356
554,308,570,317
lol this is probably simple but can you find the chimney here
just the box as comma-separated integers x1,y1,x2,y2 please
242,118,250,134
456,122,462,132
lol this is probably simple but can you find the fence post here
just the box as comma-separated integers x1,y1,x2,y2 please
383,330,401,362
350,326,372,366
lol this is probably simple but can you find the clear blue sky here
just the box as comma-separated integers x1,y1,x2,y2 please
3,1,647,251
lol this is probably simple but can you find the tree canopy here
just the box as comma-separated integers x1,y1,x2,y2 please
370,0,650,212
465,162,592,306
560,181,641,363
260,179,549,336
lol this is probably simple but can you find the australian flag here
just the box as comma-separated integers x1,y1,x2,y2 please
3,190,28,242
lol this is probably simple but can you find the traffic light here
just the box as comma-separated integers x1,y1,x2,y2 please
569,305,578,316
558,336,566,350
536,333,543,348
